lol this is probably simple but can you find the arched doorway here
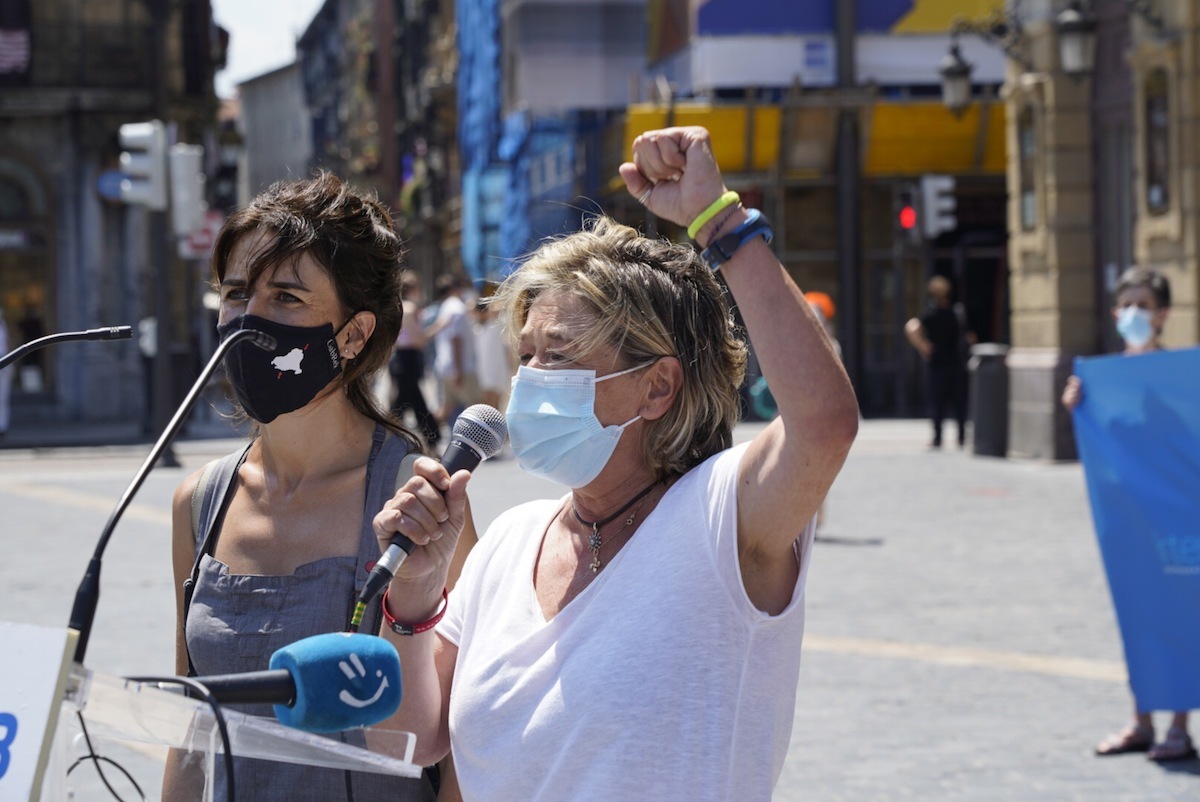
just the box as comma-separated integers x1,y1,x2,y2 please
0,158,54,396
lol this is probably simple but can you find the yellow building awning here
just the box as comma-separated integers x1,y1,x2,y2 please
864,101,1007,176
622,99,1006,181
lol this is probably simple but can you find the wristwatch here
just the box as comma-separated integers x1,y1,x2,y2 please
699,208,774,272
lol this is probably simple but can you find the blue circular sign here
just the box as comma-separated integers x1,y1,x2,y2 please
96,170,125,201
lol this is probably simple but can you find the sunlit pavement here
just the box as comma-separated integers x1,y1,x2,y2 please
2,418,1197,799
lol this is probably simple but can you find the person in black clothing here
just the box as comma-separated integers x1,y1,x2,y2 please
389,270,441,448
905,275,971,448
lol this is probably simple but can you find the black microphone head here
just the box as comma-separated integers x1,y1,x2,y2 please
85,326,134,340
219,327,277,352
453,404,508,461
250,330,278,351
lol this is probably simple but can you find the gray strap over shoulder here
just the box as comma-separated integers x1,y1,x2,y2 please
183,443,419,625
184,445,251,607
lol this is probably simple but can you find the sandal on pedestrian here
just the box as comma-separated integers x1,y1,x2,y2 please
1148,727,1197,762
1095,724,1154,755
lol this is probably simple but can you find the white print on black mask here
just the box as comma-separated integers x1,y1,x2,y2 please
273,347,307,375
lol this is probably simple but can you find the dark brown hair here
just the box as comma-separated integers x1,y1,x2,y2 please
210,171,420,448
1115,266,1171,309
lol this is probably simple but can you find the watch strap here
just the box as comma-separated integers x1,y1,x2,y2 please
700,208,774,271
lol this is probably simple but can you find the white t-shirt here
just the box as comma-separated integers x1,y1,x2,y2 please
472,317,510,392
438,443,816,801
432,295,476,379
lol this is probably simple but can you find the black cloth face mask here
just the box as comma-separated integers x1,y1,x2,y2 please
217,313,350,423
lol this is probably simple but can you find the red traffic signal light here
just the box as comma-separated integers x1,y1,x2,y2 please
899,204,917,231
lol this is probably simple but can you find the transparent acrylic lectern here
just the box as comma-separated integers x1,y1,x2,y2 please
40,664,421,802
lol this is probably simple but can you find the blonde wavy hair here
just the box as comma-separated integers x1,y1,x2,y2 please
490,217,747,480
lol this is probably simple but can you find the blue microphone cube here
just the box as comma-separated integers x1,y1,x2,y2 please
270,632,403,732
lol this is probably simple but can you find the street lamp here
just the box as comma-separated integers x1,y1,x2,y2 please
938,12,1030,113
939,42,973,117
1056,0,1098,77
940,3,1102,111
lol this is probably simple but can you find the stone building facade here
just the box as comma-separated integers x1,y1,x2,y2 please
1001,0,1198,458
0,0,220,428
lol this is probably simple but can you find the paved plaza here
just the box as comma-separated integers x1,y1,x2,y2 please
1,418,1196,799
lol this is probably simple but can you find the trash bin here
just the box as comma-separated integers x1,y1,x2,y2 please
968,343,1009,457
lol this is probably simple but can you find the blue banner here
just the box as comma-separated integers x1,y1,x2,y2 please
1073,348,1200,711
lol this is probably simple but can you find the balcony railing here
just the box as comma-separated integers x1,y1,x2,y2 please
30,22,155,90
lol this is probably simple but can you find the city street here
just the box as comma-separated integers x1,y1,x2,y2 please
2,418,1197,800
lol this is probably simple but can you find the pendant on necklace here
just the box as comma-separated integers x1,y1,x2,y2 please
588,524,602,573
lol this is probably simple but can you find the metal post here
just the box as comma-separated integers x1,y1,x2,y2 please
835,0,863,393
148,0,179,466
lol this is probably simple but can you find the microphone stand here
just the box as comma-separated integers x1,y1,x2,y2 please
0,326,134,371
68,328,276,664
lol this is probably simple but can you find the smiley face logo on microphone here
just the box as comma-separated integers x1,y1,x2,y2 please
270,631,402,731
337,651,391,709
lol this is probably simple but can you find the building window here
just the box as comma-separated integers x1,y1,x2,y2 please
1144,68,1170,215
1017,106,1037,231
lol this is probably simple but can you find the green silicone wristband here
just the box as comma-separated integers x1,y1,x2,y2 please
687,190,740,241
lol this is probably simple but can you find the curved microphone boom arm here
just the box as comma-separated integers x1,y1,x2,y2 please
0,326,134,371
68,327,277,664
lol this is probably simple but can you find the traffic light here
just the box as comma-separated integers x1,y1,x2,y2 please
169,143,206,237
920,174,957,239
897,185,920,244
119,120,168,211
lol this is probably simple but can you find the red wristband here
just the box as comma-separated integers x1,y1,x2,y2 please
382,586,448,636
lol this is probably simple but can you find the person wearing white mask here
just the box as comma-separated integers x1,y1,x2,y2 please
1062,266,1171,410
1062,266,1193,762
371,126,859,800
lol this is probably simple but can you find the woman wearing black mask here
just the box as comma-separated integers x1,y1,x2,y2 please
164,173,473,800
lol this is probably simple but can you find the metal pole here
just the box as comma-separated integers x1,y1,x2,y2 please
835,0,862,396
149,0,179,466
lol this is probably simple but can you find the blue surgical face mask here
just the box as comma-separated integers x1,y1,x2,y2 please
1115,305,1154,349
505,361,654,488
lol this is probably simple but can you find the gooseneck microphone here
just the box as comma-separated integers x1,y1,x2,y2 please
354,404,508,615
68,328,278,664
150,632,404,733
0,325,134,370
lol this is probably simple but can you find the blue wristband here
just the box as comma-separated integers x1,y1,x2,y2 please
699,209,774,271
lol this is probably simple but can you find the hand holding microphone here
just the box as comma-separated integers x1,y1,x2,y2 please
353,405,508,627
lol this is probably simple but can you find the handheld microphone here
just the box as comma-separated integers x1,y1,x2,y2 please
357,404,508,609
147,633,403,733
0,325,133,370
67,328,278,664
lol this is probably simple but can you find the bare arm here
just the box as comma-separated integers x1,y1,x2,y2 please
162,471,207,798
620,127,859,614
372,457,473,765
446,497,479,592
1062,375,1083,411
401,300,428,349
904,317,933,360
